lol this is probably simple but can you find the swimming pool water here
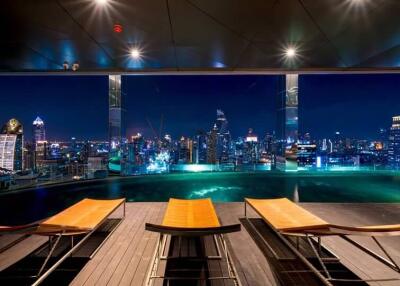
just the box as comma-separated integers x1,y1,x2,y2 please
1,172,399,225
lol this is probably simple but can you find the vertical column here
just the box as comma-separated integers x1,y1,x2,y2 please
275,74,298,171
108,75,122,172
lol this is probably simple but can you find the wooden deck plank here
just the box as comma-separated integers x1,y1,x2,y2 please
1,202,399,286
216,203,278,286
129,203,166,286
0,235,46,271
117,202,165,286
92,204,155,286
70,203,150,286
105,204,157,286
301,203,400,286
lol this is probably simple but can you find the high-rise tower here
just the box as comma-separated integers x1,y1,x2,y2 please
207,124,218,164
0,118,23,171
275,74,298,171
388,116,400,169
32,116,46,143
215,109,231,163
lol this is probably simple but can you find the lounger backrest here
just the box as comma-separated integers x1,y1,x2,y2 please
245,198,330,232
37,198,125,233
162,198,221,228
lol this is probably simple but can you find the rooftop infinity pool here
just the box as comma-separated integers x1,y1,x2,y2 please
1,172,400,225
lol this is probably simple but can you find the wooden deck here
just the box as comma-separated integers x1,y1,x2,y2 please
0,202,399,285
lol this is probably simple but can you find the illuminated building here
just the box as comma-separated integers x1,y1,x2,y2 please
388,116,400,169
275,74,298,171
23,141,36,170
108,75,123,169
322,139,327,151
297,144,317,169
194,131,207,164
207,124,218,164
178,136,193,164
263,133,274,154
0,119,23,171
128,133,145,166
378,128,388,150
215,109,231,163
333,131,345,153
243,128,259,164
32,116,45,144
35,141,50,169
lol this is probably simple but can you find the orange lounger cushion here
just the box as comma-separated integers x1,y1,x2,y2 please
162,198,221,229
37,198,125,233
245,198,330,232
245,198,400,236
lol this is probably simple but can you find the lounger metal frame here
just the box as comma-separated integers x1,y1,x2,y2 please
31,200,126,286
244,200,400,285
144,223,242,286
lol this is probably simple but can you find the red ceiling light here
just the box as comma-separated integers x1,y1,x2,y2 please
113,24,123,33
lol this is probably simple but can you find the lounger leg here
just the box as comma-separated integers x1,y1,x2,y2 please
145,234,163,286
218,234,242,286
178,236,182,257
306,234,332,280
318,237,322,256
341,235,400,273
123,201,126,218
372,236,400,272
244,201,247,217
37,233,62,277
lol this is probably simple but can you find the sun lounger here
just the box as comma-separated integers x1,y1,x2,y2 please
0,198,125,285
244,197,400,284
145,198,241,285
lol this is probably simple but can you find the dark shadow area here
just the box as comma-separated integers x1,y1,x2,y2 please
0,218,121,285
161,235,235,286
240,218,368,286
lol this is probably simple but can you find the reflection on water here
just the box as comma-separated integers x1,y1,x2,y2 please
190,186,243,198
1,172,400,225
293,184,299,203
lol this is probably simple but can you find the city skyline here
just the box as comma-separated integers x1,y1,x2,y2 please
1,74,400,141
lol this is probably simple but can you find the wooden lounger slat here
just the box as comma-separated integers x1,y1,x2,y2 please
37,198,125,233
0,223,39,234
145,223,241,236
245,198,400,236
146,198,240,235
245,198,329,232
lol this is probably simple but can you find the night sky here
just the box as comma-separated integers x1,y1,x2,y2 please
0,74,399,141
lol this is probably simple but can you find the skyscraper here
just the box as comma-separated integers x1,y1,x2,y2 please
388,116,400,169
32,116,45,144
243,128,259,164
194,131,207,164
275,74,298,171
207,124,218,164
215,110,231,163
178,136,193,164
109,75,123,157
297,144,317,169
0,118,23,171
128,133,145,166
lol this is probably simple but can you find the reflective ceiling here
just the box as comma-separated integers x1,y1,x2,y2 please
1,0,400,72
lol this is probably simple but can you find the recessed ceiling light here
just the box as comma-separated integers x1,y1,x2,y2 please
130,48,141,59
95,0,109,5
285,47,296,58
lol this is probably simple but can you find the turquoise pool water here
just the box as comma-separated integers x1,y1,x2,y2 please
1,172,400,224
